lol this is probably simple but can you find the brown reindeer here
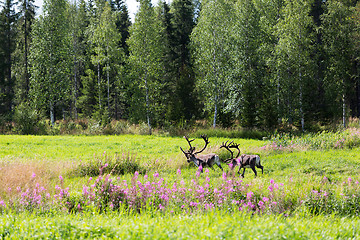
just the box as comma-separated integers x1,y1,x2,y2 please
180,135,223,172
221,141,264,178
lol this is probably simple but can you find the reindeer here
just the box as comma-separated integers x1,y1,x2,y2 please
220,141,264,178
180,135,223,172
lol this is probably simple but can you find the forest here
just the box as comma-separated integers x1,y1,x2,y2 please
0,0,360,134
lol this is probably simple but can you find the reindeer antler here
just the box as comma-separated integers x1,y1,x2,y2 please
183,135,195,153
220,140,235,162
220,140,241,162
194,135,209,155
229,142,241,158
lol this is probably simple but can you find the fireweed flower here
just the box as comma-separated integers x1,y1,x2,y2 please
59,175,64,182
154,172,159,178
177,169,181,175
229,162,233,169
31,173,36,178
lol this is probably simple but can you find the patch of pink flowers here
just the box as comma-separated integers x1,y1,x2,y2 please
0,172,359,216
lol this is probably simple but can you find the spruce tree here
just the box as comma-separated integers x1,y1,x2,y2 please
13,0,37,104
169,0,198,123
0,0,18,115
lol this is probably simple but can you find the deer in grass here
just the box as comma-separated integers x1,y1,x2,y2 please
220,140,264,178
180,135,223,172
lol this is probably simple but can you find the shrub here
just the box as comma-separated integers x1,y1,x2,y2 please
70,152,145,177
13,103,45,135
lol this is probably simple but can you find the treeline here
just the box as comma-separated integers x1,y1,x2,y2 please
0,0,359,134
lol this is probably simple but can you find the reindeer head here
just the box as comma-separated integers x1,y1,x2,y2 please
180,135,209,166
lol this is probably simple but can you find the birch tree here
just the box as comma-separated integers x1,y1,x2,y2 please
322,0,355,128
274,0,315,131
191,0,234,128
127,0,165,134
29,0,71,125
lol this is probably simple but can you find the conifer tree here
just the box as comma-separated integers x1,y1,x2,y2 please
13,0,37,105
0,0,18,115
169,0,199,123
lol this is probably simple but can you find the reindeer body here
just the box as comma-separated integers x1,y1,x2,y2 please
194,154,223,171
236,154,263,177
221,140,264,178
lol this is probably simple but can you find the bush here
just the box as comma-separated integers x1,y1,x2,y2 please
70,152,145,177
13,103,46,135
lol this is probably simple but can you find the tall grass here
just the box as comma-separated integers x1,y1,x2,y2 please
262,128,360,152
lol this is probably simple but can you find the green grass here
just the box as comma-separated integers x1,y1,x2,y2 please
2,133,360,238
0,211,359,239
0,134,263,162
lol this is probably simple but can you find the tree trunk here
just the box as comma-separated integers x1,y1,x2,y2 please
50,102,55,126
213,93,218,128
24,0,29,98
144,73,152,135
299,73,305,132
107,62,110,115
343,92,346,128
73,50,78,120
98,62,101,110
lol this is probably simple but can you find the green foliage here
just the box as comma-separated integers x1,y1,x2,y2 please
264,128,360,152
29,0,72,125
13,103,46,135
193,128,268,140
70,152,145,177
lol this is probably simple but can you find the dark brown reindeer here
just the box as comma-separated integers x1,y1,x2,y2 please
180,135,223,172
220,141,264,178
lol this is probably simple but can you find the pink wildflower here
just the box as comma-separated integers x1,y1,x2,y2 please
222,171,227,180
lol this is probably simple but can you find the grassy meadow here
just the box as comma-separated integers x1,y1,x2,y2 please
1,130,360,238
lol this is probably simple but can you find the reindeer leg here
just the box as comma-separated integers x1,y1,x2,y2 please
217,162,223,171
258,165,264,175
240,167,246,178
251,166,257,177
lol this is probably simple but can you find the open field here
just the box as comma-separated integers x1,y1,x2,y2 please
1,133,360,238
